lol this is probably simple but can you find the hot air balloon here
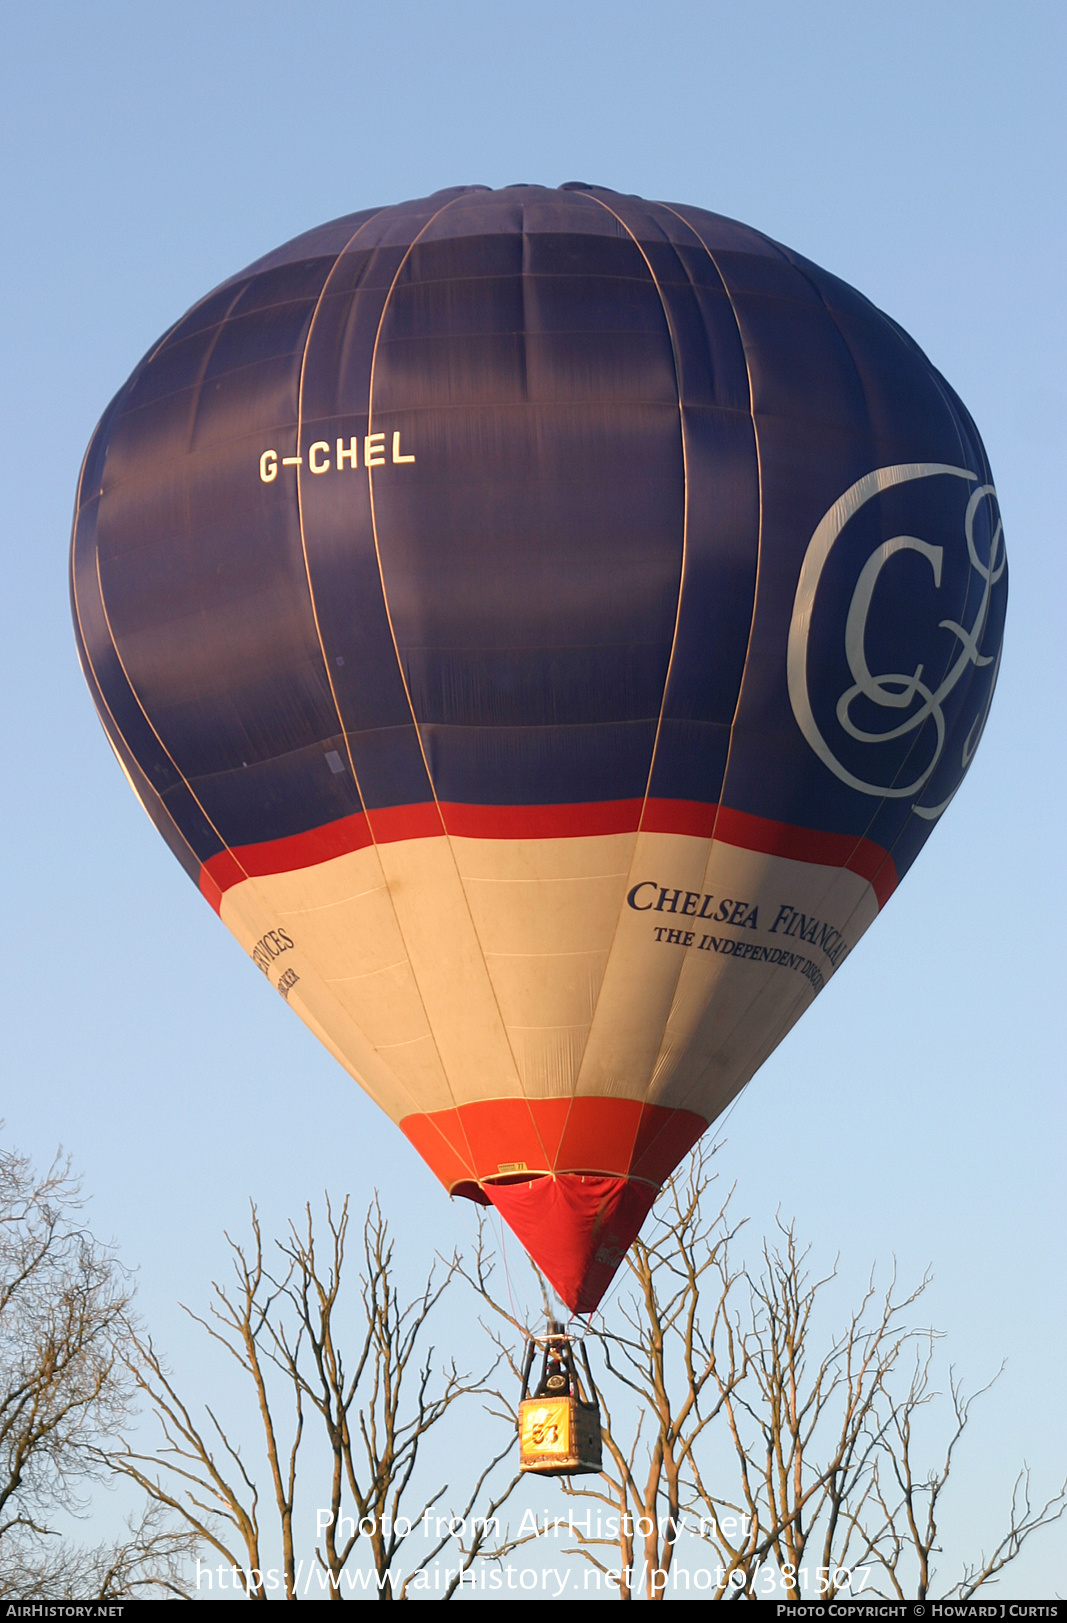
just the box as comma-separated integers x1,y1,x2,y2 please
70,185,1007,1317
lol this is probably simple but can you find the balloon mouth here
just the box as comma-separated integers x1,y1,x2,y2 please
450,1164,655,1196
451,1173,552,1205
456,1165,660,1197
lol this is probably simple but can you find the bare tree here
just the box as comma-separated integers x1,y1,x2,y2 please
686,1221,1067,1601
560,1147,747,1600
0,1502,198,1601
688,1222,930,1599
117,1195,521,1599
548,1152,1067,1602
466,1143,1065,1602
0,1138,197,1599
46,1129,1053,1603
869,1351,1067,1601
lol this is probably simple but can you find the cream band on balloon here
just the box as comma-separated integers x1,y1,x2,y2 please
787,464,1006,822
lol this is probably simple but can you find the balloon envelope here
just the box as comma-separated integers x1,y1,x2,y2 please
71,186,1006,1312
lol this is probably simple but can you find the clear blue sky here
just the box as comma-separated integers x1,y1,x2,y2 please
1,0,1064,1595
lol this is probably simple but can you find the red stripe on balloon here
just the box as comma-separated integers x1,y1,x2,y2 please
198,798,897,912
439,798,645,839
711,806,898,909
367,802,443,843
199,809,375,908
640,798,719,838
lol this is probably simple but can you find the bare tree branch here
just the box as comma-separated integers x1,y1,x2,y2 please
118,1193,519,1599
0,1136,201,1599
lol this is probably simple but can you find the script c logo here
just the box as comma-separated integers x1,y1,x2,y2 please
787,463,1005,814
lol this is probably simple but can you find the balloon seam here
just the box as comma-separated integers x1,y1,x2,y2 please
364,194,540,1173
92,551,243,877
71,551,204,880
292,203,476,1149
565,192,691,1177
625,203,767,1164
